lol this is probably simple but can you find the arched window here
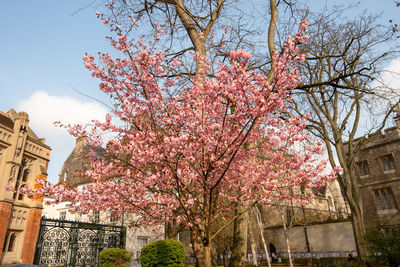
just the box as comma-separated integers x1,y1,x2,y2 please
8,233,17,252
64,170,68,180
17,184,26,201
22,169,29,182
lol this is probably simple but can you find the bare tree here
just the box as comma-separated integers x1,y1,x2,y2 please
291,7,399,258
390,1,400,38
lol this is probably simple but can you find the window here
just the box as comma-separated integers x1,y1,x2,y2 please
93,211,100,223
7,233,17,252
381,154,395,171
357,160,370,176
59,211,66,220
374,188,397,210
22,169,29,182
17,184,27,201
137,236,149,258
109,214,117,223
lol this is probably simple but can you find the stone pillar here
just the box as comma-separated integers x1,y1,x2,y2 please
20,208,42,263
0,202,12,257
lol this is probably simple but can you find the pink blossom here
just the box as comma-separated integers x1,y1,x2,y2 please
229,49,251,60
299,20,310,31
31,15,339,258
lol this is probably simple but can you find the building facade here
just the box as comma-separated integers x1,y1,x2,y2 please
0,109,51,264
353,115,400,226
247,180,354,262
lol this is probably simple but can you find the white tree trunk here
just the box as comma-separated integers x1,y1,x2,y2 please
248,220,258,266
278,205,294,267
254,207,271,267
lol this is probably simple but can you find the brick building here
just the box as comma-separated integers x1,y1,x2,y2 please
353,114,400,226
0,109,51,264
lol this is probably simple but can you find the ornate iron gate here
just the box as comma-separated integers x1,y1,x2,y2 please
34,218,126,267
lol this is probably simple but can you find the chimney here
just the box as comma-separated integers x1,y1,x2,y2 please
76,135,88,150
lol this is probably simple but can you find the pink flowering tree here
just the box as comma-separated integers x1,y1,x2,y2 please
28,15,341,266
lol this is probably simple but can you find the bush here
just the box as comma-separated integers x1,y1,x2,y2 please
364,223,400,267
140,239,185,267
99,248,133,267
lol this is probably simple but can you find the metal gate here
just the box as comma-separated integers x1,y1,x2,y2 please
34,218,126,267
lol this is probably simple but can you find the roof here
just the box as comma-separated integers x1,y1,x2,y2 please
344,116,400,152
1,109,51,149
0,111,14,129
59,137,104,185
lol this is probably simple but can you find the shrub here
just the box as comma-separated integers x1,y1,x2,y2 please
99,248,133,267
364,223,400,267
140,239,185,267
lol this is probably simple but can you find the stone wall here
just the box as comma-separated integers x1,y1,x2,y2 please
263,221,356,256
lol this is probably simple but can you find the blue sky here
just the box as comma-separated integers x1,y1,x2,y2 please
0,1,108,108
1,0,399,183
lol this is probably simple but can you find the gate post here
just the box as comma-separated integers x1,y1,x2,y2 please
97,227,105,266
120,227,126,249
68,222,79,267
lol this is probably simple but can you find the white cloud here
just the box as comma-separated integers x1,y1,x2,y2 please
356,58,400,133
17,91,108,184
370,57,400,97
377,58,400,92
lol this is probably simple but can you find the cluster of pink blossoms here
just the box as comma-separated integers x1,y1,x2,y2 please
27,21,340,229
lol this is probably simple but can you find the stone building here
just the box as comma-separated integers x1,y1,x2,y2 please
58,135,103,185
42,136,163,265
352,114,400,226
243,180,355,262
0,109,51,264
261,179,350,229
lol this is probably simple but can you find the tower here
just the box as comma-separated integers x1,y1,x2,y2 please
0,109,51,264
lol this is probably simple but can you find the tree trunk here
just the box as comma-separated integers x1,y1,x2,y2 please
223,253,229,267
229,206,249,267
191,228,204,267
346,183,369,258
278,205,294,267
336,143,369,258
248,221,258,267
203,243,212,267
254,207,271,267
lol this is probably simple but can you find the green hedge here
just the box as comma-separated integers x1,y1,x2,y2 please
140,239,185,267
99,248,133,267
